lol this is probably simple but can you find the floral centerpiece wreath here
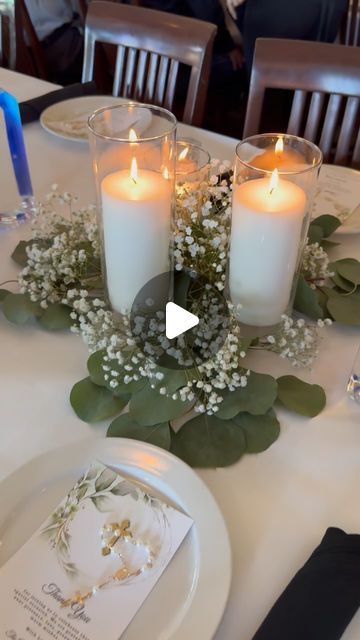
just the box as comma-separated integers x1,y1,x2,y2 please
1,162,359,468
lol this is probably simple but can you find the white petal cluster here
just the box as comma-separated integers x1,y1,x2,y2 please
174,160,232,291
16,177,330,416
18,187,100,307
301,241,333,288
263,314,332,368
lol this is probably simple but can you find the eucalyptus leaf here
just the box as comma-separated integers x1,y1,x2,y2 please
129,384,193,426
37,303,72,330
2,293,41,324
313,215,341,237
307,225,323,244
277,375,326,417
111,480,139,499
327,295,360,325
87,349,107,386
217,372,278,419
77,484,89,500
232,409,280,453
0,288,10,303
336,259,360,285
11,240,32,267
95,467,117,492
70,377,130,422
321,239,340,250
90,495,113,513
114,377,147,395
320,286,344,299
107,413,171,450
330,271,354,292
151,367,197,394
294,275,323,319
170,414,246,467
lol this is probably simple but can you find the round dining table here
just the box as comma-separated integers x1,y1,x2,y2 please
0,67,359,640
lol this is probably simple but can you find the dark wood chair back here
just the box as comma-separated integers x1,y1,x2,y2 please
0,0,16,69
243,39,360,168
16,0,47,79
82,0,217,126
342,0,360,46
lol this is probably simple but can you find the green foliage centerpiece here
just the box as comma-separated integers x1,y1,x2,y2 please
1,166,360,468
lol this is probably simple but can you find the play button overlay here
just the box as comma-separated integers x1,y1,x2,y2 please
165,302,199,339
130,270,230,370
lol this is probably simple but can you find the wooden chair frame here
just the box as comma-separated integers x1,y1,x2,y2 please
82,1,217,126
243,38,360,167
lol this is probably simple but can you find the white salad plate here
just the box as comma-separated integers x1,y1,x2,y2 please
0,437,231,640
312,164,360,235
40,95,143,142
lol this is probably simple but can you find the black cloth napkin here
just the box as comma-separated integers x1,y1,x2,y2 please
19,81,98,124
252,528,360,640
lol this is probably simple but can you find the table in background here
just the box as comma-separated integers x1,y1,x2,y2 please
0,68,360,640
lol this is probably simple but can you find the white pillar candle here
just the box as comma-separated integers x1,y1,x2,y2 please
101,162,172,313
229,172,306,326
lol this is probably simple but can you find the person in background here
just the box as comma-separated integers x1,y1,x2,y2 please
142,0,245,133
24,0,84,84
226,0,348,74
143,0,243,73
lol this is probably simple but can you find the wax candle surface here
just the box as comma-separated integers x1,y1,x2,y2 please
251,147,304,171
101,169,171,313
229,176,306,326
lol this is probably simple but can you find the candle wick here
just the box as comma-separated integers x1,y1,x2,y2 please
269,187,275,196
131,177,137,185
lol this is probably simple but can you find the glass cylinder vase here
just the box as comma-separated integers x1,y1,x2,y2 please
175,141,210,186
88,103,177,315
228,133,322,336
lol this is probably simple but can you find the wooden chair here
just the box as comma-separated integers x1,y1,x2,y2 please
15,0,47,79
0,0,16,69
243,39,360,168
342,0,360,46
82,0,217,126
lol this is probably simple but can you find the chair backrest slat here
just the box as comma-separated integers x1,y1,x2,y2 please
164,58,179,111
288,90,307,136
134,49,148,101
334,95,360,164
123,47,137,98
319,94,343,161
244,39,360,168
353,127,360,165
342,0,360,46
304,91,326,142
82,1,217,126
113,45,126,96
155,55,170,105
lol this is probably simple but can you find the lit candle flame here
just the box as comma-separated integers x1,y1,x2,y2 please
130,157,138,184
129,128,137,142
269,168,279,195
178,146,189,161
275,137,283,156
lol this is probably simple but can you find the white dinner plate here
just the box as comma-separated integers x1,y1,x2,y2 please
40,95,131,141
0,437,231,640
312,164,360,235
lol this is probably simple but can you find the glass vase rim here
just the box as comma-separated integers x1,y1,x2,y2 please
176,140,211,172
236,133,323,176
88,102,177,143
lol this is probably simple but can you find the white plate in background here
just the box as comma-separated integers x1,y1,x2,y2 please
40,96,140,142
0,437,231,640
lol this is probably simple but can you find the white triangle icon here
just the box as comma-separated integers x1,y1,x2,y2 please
165,302,199,340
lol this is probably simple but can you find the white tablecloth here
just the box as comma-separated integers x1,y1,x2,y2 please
1,68,360,640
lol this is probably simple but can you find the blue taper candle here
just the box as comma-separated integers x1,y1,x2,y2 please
0,89,33,197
